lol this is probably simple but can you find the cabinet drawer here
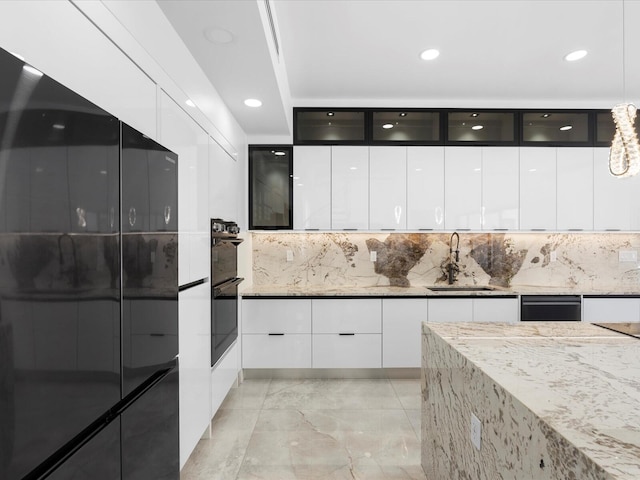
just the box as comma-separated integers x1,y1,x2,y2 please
428,298,473,323
583,298,640,323
312,299,381,333
242,334,311,368
242,299,312,334
312,334,381,368
473,298,519,323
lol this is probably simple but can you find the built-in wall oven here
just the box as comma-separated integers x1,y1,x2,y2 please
211,219,244,367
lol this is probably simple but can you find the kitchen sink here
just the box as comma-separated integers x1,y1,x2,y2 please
427,286,495,292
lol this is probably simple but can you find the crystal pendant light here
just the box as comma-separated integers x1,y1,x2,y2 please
609,0,640,177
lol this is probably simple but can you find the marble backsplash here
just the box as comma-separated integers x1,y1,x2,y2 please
251,232,640,291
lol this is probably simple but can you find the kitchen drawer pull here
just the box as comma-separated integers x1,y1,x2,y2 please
268,333,285,336
339,333,355,336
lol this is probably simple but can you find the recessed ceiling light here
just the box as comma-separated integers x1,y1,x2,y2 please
327,111,335,116
273,151,286,156
382,123,394,129
23,65,43,77
470,113,479,118
244,98,262,107
185,99,195,108
541,113,551,118
559,125,573,131
349,167,358,170
399,112,407,117
420,49,440,61
471,125,484,130
203,27,234,45
564,50,587,62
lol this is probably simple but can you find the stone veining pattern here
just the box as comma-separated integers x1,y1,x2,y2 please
252,232,640,291
421,322,640,479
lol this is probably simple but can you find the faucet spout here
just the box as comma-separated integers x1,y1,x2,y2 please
446,232,460,285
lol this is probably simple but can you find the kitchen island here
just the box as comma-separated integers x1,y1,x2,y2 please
421,322,640,479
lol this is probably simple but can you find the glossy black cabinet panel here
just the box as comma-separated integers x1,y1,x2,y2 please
372,110,441,143
295,109,365,143
46,420,121,480
121,124,178,397
447,111,516,144
0,47,120,479
121,368,179,480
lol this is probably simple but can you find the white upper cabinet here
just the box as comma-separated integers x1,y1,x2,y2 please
293,146,331,230
481,147,519,230
369,147,407,230
556,148,593,230
331,146,369,230
407,147,445,230
209,138,238,222
159,92,209,285
519,147,556,230
593,147,640,230
444,147,482,230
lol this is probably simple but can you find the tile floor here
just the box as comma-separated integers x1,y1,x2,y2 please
180,377,427,480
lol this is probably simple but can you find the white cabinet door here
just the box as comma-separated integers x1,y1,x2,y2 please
312,334,382,368
407,147,445,230
242,334,312,368
557,148,593,230
482,147,519,230
593,147,640,230
331,146,369,230
178,284,211,468
293,146,331,230
519,147,556,230
211,342,238,417
583,297,640,323
369,146,407,230
160,92,209,285
472,298,519,323
444,147,482,230
428,298,473,323
209,138,239,223
312,299,382,333
382,299,428,368
242,299,312,333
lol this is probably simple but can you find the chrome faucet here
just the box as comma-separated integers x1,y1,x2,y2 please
447,232,460,284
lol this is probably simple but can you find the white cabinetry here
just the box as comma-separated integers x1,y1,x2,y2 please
241,299,312,368
178,284,211,467
520,147,556,230
331,146,369,229
312,299,382,368
473,297,519,323
369,147,407,230
593,147,640,230
444,147,482,230
160,92,209,285
407,147,445,230
293,146,331,230
209,138,240,223
583,297,640,323
428,297,518,323
382,298,428,368
428,298,474,323
482,147,519,230
557,148,593,230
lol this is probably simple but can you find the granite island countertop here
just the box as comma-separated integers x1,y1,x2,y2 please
421,321,640,479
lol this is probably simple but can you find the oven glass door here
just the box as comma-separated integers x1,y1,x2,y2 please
211,278,242,366
211,239,241,286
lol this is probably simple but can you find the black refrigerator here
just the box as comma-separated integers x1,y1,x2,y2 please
0,47,179,479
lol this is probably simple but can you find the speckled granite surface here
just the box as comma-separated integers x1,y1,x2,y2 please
421,322,640,479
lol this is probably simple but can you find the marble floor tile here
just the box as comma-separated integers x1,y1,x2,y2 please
181,378,426,480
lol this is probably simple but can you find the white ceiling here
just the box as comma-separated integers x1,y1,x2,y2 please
158,0,640,141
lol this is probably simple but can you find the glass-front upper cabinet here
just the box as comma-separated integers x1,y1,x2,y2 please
447,111,516,144
371,110,441,144
249,146,293,229
595,109,640,146
522,111,590,145
294,109,365,144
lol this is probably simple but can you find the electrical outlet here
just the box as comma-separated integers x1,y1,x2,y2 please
550,251,557,262
286,250,294,262
470,413,482,451
370,251,377,262
619,250,638,262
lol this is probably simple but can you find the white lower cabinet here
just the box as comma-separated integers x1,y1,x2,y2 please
382,298,428,368
582,297,640,323
472,297,519,323
428,298,473,323
313,334,382,368
241,299,312,368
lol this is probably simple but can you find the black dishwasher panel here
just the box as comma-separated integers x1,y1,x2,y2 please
520,295,581,321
